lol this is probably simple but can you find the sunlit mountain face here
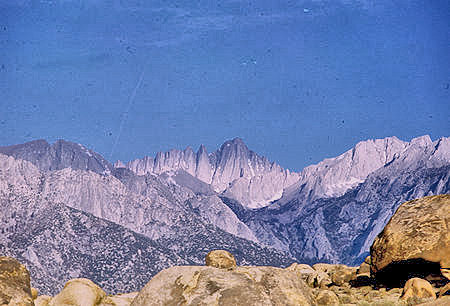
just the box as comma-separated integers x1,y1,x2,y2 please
1,0,449,172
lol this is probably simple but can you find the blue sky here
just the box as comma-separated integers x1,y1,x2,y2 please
1,0,449,171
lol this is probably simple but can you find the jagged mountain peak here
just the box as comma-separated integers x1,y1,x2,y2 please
122,138,299,208
410,134,432,147
0,139,112,175
220,137,247,148
197,144,208,154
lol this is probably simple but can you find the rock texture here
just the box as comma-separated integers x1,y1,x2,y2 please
49,278,106,306
371,194,450,284
400,277,436,301
205,250,236,270
99,292,138,306
131,266,317,306
4,252,449,306
0,256,34,306
35,295,52,306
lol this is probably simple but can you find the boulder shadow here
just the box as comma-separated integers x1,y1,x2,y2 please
373,258,444,288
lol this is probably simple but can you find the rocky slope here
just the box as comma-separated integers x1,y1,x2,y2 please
19,195,450,306
0,153,293,295
237,136,450,265
1,135,449,291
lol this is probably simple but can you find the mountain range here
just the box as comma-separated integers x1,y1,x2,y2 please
0,135,448,294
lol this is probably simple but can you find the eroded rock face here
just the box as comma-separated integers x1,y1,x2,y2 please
0,256,34,306
49,278,106,306
439,283,450,298
371,195,450,285
400,278,436,301
31,287,39,299
99,292,138,306
315,290,339,305
131,266,317,306
35,295,52,306
205,250,236,270
286,263,317,287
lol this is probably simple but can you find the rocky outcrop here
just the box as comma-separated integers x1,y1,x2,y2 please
99,292,138,306
3,251,449,306
205,250,236,270
371,194,450,286
131,265,317,306
49,278,106,306
400,278,436,301
0,256,34,306
439,283,450,298
35,295,52,306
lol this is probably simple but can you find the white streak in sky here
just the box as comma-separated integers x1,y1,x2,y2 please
109,68,146,160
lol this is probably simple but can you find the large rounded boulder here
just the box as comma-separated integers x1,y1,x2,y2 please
370,194,450,286
131,266,317,305
0,256,34,306
49,278,106,306
205,250,236,270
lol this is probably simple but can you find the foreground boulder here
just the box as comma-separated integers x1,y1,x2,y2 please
400,277,436,301
49,278,106,306
99,292,138,306
131,266,317,305
35,295,52,306
205,250,236,270
371,194,450,286
0,256,34,306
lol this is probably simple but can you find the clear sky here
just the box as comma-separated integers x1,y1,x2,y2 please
1,0,449,171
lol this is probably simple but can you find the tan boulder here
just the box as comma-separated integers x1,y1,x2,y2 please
400,277,436,301
371,195,450,284
0,256,34,306
35,295,52,306
49,278,106,306
315,290,339,305
306,271,332,288
439,283,450,298
286,263,315,274
205,250,236,270
99,292,138,306
131,265,317,306
31,288,39,300
312,263,356,287
357,262,371,276
441,268,450,280
330,265,357,286
286,263,317,287
312,263,335,274
419,296,450,306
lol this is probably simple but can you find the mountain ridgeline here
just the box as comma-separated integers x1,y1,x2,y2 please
0,135,449,294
